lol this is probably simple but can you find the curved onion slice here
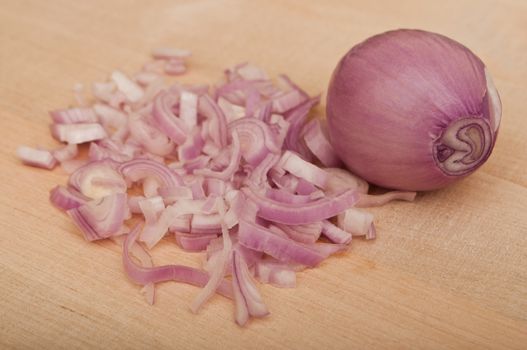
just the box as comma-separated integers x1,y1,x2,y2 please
69,160,127,199
357,191,417,208
123,224,232,298
238,219,325,267
242,187,358,225
112,234,155,305
68,193,128,241
190,200,232,313
231,249,269,326
198,94,228,147
119,159,183,188
152,90,188,144
228,118,280,165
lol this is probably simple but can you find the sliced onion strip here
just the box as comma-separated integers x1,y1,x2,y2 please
243,187,358,225
231,249,269,326
238,220,325,267
123,224,232,298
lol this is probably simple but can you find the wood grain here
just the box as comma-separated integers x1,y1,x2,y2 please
1,0,526,349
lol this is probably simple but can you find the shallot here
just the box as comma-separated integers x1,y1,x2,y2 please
327,29,501,191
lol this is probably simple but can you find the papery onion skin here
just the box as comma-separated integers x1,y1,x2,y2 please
327,29,502,191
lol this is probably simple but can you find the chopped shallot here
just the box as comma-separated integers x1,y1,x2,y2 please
17,146,57,169
18,48,416,327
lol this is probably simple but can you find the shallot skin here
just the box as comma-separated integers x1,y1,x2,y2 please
327,29,501,191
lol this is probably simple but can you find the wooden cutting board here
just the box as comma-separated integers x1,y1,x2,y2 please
1,0,526,348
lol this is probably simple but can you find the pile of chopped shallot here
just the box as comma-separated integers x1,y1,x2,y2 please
17,48,416,326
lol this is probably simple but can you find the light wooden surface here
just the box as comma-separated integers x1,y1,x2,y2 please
1,0,526,349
